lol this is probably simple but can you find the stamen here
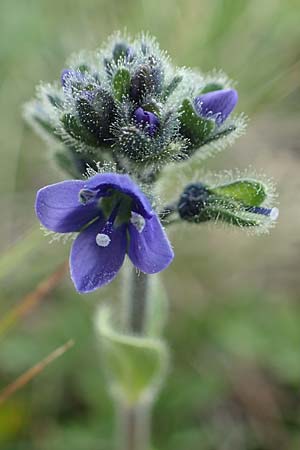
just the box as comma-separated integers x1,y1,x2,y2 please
130,211,146,233
246,206,279,220
96,233,111,247
95,202,121,247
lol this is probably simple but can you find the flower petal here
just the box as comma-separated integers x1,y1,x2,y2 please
70,219,127,293
134,107,159,137
194,88,238,125
128,215,174,274
85,173,153,219
35,180,100,232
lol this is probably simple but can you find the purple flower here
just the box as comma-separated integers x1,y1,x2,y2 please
35,173,174,293
133,107,159,137
194,89,238,125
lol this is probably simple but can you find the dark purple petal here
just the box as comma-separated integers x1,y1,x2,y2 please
128,215,174,274
85,173,153,219
70,219,127,293
194,88,238,125
133,107,159,137
35,180,100,233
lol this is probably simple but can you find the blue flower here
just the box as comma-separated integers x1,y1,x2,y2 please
133,107,160,137
194,88,238,125
35,173,174,293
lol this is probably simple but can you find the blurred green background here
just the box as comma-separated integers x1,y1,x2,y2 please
1,0,300,449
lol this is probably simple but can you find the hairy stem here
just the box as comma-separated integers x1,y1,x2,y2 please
128,270,149,333
116,400,151,450
117,267,151,450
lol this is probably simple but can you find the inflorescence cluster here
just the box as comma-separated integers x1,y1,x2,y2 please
26,33,278,291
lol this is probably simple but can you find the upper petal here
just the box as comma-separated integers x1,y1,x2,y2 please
128,214,174,274
35,180,100,232
70,219,127,293
84,173,153,219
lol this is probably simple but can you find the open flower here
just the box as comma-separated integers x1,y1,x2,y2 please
35,173,174,293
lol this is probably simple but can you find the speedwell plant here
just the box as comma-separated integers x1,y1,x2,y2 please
25,32,278,450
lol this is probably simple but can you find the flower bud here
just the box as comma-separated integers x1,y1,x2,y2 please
178,179,278,231
112,41,133,62
194,88,238,125
61,69,86,90
130,59,164,102
178,183,211,222
76,88,116,142
133,107,159,137
116,126,151,161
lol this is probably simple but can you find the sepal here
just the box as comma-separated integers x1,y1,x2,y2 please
179,99,215,148
113,68,131,101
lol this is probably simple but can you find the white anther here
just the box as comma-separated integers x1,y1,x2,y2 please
130,211,146,233
270,207,279,221
96,233,111,247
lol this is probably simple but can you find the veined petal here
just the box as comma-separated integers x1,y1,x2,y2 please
35,180,100,232
84,173,153,219
70,219,127,293
128,215,174,274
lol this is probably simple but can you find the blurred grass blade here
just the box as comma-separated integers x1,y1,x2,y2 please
0,227,44,282
0,261,68,339
0,339,74,405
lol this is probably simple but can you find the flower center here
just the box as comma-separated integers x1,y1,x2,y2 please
79,186,147,245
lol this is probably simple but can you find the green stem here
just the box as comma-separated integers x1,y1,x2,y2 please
116,399,151,450
116,267,152,450
128,270,149,334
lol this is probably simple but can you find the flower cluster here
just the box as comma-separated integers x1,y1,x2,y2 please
27,33,278,293
25,33,244,181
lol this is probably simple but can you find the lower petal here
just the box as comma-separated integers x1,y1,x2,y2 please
70,219,127,293
128,215,174,274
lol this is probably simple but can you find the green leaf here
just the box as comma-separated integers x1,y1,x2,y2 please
200,82,223,94
179,99,214,147
96,307,169,404
211,179,267,206
113,68,131,101
61,114,98,146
